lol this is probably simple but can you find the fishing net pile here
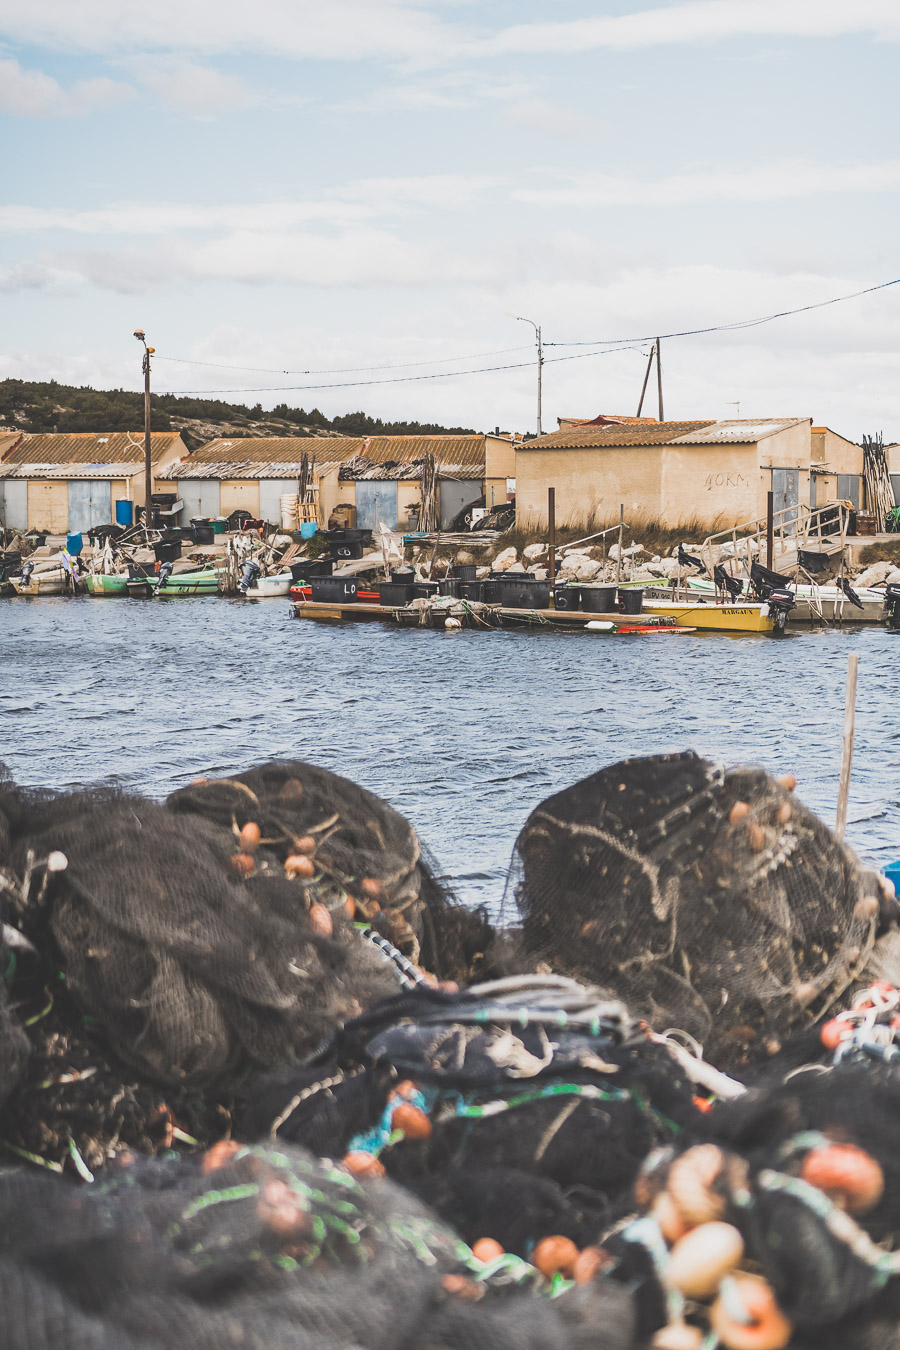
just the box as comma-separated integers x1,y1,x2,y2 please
0,759,494,1174
0,1138,637,1350
594,1056,900,1350
507,752,897,1070
244,975,698,1259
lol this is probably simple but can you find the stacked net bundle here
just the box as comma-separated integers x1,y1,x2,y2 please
594,1061,900,1350
507,752,896,1070
0,1139,638,1350
244,975,698,1261
0,759,490,1173
166,760,497,985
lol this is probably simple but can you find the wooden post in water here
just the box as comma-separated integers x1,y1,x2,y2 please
615,504,624,587
766,490,774,571
835,652,859,840
548,487,556,582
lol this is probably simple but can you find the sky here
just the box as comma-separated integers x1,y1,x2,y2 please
1,0,899,438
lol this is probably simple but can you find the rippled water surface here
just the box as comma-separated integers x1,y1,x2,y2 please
2,595,899,905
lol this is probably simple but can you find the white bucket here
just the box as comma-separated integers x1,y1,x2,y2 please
280,493,299,530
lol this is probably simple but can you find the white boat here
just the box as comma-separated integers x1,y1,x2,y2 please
681,576,886,623
11,567,68,596
244,572,293,598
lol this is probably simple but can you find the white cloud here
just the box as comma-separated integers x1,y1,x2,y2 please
0,174,492,237
503,97,598,138
128,58,258,115
487,0,900,55
515,159,900,208
0,55,131,115
0,0,459,64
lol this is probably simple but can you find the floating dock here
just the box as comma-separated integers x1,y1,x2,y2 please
290,600,698,633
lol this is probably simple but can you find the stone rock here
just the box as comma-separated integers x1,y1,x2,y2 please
492,546,518,571
454,550,475,565
648,557,679,578
886,568,900,584
572,558,602,581
855,561,894,588
523,543,547,561
608,543,643,561
505,562,526,573
476,566,490,578
532,567,548,580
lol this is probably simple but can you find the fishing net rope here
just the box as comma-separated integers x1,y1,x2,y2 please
0,760,495,1173
247,976,699,1259
505,752,897,1070
0,1139,638,1350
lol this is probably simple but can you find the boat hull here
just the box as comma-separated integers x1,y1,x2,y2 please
244,573,292,598
10,572,67,596
152,570,220,595
84,574,129,596
641,600,775,633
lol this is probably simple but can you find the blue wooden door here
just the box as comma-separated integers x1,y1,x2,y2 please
356,482,398,530
67,480,111,533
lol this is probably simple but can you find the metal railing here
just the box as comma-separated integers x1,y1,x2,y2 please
700,502,851,580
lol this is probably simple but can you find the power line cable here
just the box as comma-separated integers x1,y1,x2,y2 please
155,342,646,397
153,343,533,377
544,276,900,347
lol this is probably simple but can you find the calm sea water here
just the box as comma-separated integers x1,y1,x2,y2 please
2,595,898,907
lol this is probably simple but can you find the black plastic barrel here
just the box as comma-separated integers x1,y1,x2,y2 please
333,540,364,560
192,526,214,545
309,576,358,603
451,563,477,581
379,582,414,606
438,577,459,597
391,566,415,582
457,580,483,601
290,557,334,582
413,581,441,599
580,584,616,613
153,540,182,563
618,587,644,615
494,577,551,609
553,584,580,611
481,580,501,603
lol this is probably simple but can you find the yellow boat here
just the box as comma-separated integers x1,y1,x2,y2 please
641,599,775,634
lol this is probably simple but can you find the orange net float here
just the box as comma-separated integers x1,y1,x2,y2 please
709,1274,792,1350
799,1142,884,1214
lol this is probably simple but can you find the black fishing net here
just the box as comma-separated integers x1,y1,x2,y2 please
166,760,497,986
507,752,894,1069
599,1061,900,1349
0,759,493,1174
245,976,698,1260
0,1140,637,1350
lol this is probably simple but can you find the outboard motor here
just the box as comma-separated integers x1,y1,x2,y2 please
20,561,34,584
238,559,262,595
885,583,900,632
766,587,796,634
157,560,175,590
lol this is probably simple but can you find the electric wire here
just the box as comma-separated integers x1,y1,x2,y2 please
153,343,533,377
155,342,645,397
544,275,900,347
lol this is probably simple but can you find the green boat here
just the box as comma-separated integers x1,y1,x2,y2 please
150,567,221,596
84,573,129,596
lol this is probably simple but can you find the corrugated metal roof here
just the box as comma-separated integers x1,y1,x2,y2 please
338,456,482,482
159,457,348,481
668,419,808,445
0,462,142,480
522,421,715,450
182,437,361,466
0,432,22,458
4,432,183,465
163,434,487,478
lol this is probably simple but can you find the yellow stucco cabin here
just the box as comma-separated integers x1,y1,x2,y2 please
515,417,862,532
0,432,188,534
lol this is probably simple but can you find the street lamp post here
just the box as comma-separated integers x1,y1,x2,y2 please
517,315,543,437
134,330,154,533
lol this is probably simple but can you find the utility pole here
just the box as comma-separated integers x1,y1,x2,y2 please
517,315,543,437
636,342,656,417
134,329,154,533
656,336,664,422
